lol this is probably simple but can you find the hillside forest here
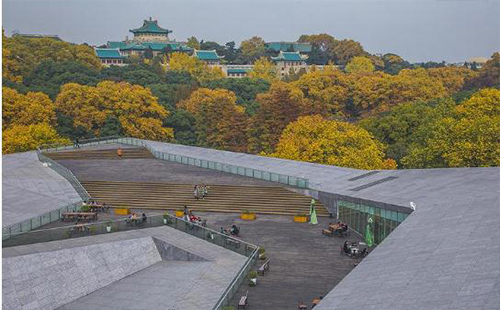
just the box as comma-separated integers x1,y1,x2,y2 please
2,32,499,169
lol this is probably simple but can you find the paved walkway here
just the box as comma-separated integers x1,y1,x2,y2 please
200,212,362,310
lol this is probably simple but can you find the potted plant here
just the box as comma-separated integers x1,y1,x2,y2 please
163,212,169,224
175,208,185,218
105,221,112,233
258,247,266,260
241,209,256,221
247,270,258,286
80,205,90,212
294,212,308,223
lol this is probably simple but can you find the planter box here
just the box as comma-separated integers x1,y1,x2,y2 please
294,215,308,223
241,213,256,220
114,208,130,215
175,211,184,217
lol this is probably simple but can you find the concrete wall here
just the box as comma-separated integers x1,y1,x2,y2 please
2,237,161,310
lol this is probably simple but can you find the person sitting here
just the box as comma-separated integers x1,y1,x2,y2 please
342,224,348,233
230,224,240,237
343,241,350,255
220,227,230,235
117,147,123,158
189,211,199,222
361,248,368,257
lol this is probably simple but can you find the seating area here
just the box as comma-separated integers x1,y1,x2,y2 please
258,259,270,276
322,222,349,237
44,147,155,160
61,212,98,222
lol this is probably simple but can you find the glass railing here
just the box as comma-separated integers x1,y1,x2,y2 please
38,136,310,188
2,201,82,241
36,150,91,201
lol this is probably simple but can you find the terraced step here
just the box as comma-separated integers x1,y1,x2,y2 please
44,148,154,160
82,181,330,217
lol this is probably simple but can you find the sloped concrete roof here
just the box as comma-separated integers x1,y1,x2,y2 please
141,140,500,310
2,152,81,227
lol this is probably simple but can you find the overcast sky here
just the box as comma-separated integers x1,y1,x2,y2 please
3,0,499,63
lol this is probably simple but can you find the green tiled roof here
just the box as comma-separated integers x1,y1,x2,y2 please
227,69,250,74
193,50,221,61
130,18,172,34
107,41,192,52
271,51,306,62
95,48,125,59
266,42,312,53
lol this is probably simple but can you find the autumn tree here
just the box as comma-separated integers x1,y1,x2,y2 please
345,56,375,74
402,88,500,168
248,82,312,154
331,39,367,65
292,66,350,116
2,87,57,130
168,52,225,83
248,57,278,83
177,88,248,152
427,66,478,95
2,34,101,83
186,36,201,49
240,36,266,62
3,123,71,154
55,81,173,140
270,115,396,169
464,52,500,90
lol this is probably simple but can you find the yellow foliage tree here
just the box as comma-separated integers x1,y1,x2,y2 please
178,88,248,152
2,87,57,130
2,34,101,83
247,82,313,154
427,67,478,95
168,52,225,83
270,115,396,169
402,88,500,168
240,36,266,60
293,66,350,115
345,56,375,73
55,81,173,141
248,57,278,83
3,123,70,154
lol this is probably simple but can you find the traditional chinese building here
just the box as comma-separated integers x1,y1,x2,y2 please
192,50,223,66
94,48,126,67
101,17,191,60
271,51,308,78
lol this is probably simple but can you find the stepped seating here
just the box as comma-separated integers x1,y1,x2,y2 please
44,148,154,160
82,180,330,217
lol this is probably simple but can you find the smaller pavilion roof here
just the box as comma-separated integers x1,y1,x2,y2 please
130,18,172,34
95,48,125,59
227,68,250,74
107,41,191,52
193,50,222,61
271,51,308,62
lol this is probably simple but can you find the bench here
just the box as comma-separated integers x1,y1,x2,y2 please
258,259,270,276
225,238,241,248
238,290,248,309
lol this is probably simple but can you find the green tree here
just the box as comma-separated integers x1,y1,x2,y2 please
240,36,266,62
186,36,201,50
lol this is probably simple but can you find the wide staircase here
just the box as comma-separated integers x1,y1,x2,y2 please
82,180,330,217
44,148,154,160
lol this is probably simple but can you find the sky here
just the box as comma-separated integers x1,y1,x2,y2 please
2,0,499,63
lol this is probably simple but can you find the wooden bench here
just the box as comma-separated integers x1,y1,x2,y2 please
258,259,270,276
238,290,248,309
225,238,241,248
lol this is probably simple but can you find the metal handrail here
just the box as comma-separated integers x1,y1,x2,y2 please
36,149,90,201
212,246,259,310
